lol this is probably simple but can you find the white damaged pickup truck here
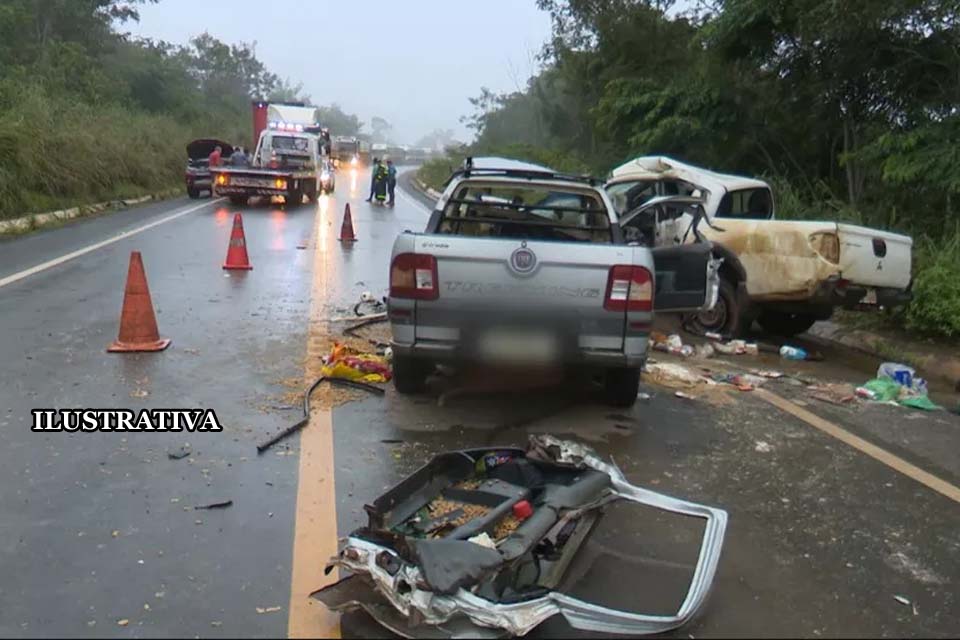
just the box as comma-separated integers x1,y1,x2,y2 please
388,158,721,406
606,156,913,336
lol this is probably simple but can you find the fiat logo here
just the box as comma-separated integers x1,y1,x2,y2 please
509,244,537,276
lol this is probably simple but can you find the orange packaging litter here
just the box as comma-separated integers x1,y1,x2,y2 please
320,343,392,383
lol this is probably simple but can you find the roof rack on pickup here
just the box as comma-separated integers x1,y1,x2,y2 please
444,156,602,187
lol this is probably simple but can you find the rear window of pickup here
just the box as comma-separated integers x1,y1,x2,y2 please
438,183,612,243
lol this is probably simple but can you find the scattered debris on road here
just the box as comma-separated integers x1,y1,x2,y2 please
857,363,942,411
194,500,233,510
320,343,391,383
645,362,704,388
808,383,857,406
313,435,727,637
167,446,191,460
255,606,282,614
257,374,385,454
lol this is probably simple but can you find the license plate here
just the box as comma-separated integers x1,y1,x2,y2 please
232,177,274,188
861,289,878,305
476,330,559,365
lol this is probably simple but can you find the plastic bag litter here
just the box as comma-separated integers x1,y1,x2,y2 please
899,395,941,412
877,362,928,395
653,333,695,357
856,378,941,411
858,378,901,402
321,343,392,383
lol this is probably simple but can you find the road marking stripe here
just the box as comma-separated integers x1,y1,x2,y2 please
288,201,340,639
756,388,960,504
0,199,223,290
397,182,433,214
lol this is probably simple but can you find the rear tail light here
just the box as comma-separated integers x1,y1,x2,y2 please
215,173,228,186
390,253,439,300
604,265,653,312
872,238,887,257
275,178,287,190
809,232,840,264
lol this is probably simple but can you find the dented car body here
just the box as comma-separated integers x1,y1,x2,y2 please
312,435,728,637
606,156,913,336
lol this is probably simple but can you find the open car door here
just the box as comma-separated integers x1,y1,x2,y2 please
618,196,722,313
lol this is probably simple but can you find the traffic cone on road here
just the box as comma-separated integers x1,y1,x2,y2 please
223,213,253,270
339,203,356,242
107,252,171,353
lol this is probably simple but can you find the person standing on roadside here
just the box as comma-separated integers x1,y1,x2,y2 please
231,146,248,166
208,145,222,168
366,157,381,202
386,158,398,207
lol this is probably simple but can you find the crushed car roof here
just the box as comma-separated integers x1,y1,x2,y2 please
609,156,769,193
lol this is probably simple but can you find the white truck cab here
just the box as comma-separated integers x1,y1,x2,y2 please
606,156,913,336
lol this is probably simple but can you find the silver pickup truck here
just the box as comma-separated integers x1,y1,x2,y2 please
389,159,720,406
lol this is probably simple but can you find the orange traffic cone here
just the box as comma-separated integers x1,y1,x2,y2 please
223,213,253,270
339,203,356,242
108,252,171,353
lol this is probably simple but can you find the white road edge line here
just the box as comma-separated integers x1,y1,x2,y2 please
0,198,224,290
397,184,432,214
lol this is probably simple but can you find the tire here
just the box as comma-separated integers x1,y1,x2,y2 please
286,190,302,206
392,353,431,395
187,187,200,199
306,182,319,203
684,277,745,337
603,368,641,407
228,195,248,206
757,311,819,337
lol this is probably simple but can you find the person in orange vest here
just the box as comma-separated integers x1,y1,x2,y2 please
208,145,223,167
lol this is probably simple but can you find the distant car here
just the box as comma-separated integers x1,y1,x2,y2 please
185,139,233,199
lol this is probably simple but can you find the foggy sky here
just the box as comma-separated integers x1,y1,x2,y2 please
130,0,553,144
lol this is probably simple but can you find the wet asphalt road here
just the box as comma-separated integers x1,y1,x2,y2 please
0,168,958,638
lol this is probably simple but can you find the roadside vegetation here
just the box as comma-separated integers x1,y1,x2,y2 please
424,0,960,338
0,1,360,220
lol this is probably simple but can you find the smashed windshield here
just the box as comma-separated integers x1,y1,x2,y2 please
439,182,612,243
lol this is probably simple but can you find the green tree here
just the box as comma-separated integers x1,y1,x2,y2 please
316,104,363,136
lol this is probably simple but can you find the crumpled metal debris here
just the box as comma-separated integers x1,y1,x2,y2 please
311,435,728,638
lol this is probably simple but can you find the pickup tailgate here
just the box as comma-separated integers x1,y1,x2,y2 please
837,224,912,289
411,235,643,355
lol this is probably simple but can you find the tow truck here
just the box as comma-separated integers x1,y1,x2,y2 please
211,101,331,205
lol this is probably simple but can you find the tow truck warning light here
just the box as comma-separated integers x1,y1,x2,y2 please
268,121,313,132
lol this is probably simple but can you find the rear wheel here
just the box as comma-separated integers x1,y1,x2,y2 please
392,353,431,394
228,195,248,206
603,368,641,407
187,187,200,199
757,311,820,337
306,181,319,203
286,189,302,206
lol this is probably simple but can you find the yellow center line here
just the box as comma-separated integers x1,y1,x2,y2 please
756,388,960,504
288,199,340,638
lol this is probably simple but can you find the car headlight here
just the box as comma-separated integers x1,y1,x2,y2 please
321,172,330,182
